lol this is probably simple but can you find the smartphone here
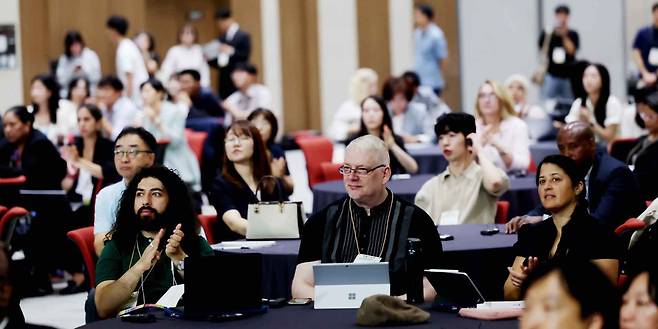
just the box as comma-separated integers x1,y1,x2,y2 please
266,297,288,308
120,314,156,323
288,298,312,305
439,234,454,241
480,227,500,236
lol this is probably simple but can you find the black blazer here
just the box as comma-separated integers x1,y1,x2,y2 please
0,130,66,190
67,136,120,201
208,28,251,98
627,135,658,201
529,150,645,230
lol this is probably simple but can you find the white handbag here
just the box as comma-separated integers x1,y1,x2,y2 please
246,176,305,240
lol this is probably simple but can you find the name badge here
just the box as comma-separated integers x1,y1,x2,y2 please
552,47,566,64
439,210,460,225
353,254,382,264
649,48,658,66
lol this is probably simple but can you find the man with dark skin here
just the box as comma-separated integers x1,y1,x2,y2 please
506,122,644,233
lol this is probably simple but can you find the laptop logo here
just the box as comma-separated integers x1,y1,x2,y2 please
348,293,356,300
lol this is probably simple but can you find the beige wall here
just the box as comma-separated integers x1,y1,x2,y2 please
0,0,22,112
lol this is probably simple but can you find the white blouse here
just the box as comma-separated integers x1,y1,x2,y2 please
159,44,211,88
566,96,622,128
477,116,531,172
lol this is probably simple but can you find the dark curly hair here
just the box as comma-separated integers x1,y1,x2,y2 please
109,166,201,256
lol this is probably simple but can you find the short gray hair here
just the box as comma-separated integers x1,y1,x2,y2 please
345,135,390,166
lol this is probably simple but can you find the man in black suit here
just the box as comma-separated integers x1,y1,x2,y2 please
506,122,645,232
209,9,251,99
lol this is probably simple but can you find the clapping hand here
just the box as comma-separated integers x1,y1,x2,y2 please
382,126,396,149
271,158,286,177
165,224,187,263
136,229,164,272
508,256,539,287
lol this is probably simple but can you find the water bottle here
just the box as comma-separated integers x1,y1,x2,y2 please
406,238,423,304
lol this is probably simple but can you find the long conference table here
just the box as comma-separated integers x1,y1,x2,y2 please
81,303,518,328
312,175,540,219
217,224,517,302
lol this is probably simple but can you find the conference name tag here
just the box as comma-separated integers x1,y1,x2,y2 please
649,48,658,66
439,210,460,225
353,254,382,264
552,47,566,64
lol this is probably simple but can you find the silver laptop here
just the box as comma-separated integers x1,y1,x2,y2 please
313,262,390,309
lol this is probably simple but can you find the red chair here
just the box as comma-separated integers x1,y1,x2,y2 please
614,218,646,236
185,129,208,163
495,201,510,224
0,206,8,222
198,214,218,245
618,274,629,288
320,162,343,182
67,226,96,288
608,137,639,162
528,155,538,173
0,207,27,240
0,176,26,185
296,136,333,187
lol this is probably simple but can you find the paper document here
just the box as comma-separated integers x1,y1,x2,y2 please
211,240,276,250
156,284,185,308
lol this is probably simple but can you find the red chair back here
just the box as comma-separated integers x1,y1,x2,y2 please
615,218,646,236
495,201,510,224
0,176,26,185
185,129,208,163
0,207,27,240
528,155,538,173
198,214,218,245
296,136,333,187
0,206,8,222
320,162,343,182
67,226,96,288
608,138,639,162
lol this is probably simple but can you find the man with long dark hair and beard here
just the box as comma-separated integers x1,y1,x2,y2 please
94,166,213,319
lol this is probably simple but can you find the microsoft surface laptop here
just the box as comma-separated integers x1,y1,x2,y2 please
313,262,389,309
425,269,485,310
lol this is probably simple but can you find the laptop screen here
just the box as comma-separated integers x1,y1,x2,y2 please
184,253,263,316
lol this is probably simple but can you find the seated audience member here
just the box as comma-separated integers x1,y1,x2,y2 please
504,155,622,300
505,74,547,120
0,106,66,189
95,166,213,318
401,71,450,140
178,69,224,119
159,24,211,88
506,122,645,232
475,80,531,173
620,89,649,139
56,30,101,98
382,77,431,143
209,120,281,241
329,68,379,142
248,108,294,196
136,78,201,192
96,76,139,139
133,31,159,77
58,77,92,136
627,91,658,201
292,135,443,300
565,63,622,144
94,127,156,256
620,267,658,329
223,63,274,126
520,260,619,329
62,104,119,217
348,96,418,174
30,74,76,145
415,113,509,225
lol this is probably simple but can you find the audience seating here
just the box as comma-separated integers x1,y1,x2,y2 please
0,206,28,242
0,206,8,222
320,162,343,182
614,218,646,236
528,155,538,173
198,214,218,245
0,176,26,185
495,201,510,224
185,128,208,163
66,226,96,289
608,137,639,162
296,136,333,187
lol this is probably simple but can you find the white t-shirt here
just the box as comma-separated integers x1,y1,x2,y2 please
566,96,623,128
116,38,149,106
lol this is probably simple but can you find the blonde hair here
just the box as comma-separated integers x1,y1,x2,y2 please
349,68,378,105
474,80,516,122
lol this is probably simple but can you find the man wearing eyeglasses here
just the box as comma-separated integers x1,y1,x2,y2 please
292,135,443,301
93,127,157,256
